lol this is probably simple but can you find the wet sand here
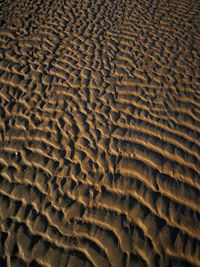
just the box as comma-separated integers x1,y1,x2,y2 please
0,0,200,266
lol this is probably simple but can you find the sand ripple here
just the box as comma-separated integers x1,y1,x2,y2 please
0,0,200,266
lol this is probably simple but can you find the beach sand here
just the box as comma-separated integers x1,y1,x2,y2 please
0,0,200,266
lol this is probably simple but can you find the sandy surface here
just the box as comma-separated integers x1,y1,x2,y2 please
0,0,200,266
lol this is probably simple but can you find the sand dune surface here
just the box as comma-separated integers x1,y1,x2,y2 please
0,0,200,266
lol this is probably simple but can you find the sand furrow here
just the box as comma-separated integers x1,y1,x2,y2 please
1,0,200,266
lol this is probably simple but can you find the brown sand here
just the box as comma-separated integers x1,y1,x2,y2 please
0,0,200,266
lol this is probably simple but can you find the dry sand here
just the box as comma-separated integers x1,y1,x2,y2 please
0,0,200,266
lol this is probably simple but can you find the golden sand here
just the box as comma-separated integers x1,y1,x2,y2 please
0,0,200,266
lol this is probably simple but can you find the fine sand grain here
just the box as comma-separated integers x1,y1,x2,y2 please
0,0,200,266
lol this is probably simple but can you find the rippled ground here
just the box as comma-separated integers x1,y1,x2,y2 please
0,0,200,266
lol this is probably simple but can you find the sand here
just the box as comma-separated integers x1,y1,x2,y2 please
0,0,200,266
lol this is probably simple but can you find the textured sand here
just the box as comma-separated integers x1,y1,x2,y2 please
0,0,200,266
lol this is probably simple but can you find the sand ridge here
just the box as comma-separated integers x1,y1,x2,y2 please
0,0,200,266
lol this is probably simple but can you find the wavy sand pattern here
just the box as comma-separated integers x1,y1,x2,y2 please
0,0,200,266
